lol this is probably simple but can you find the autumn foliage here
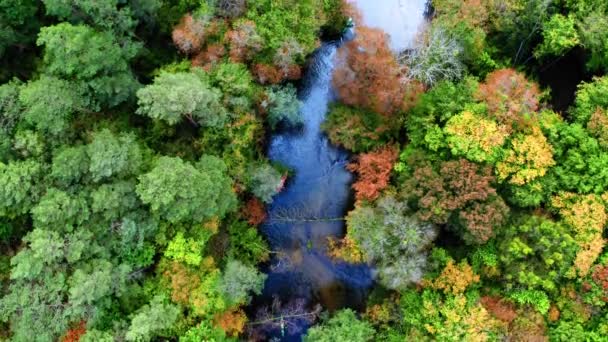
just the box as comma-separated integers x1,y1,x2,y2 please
403,159,508,243
476,68,541,131
214,309,247,337
430,260,480,294
333,26,421,116
327,236,364,263
225,20,263,63
172,14,208,55
163,261,201,305
251,63,301,85
480,296,518,323
347,146,398,202
61,321,86,342
242,197,267,226
192,43,227,70
551,193,607,276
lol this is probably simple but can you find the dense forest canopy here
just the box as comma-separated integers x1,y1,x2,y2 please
1,0,608,341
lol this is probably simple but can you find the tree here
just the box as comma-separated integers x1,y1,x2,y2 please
216,0,246,18
571,76,608,125
125,295,180,342
402,158,508,244
180,321,234,342
31,188,89,231
543,122,608,194
220,259,266,306
37,23,139,109
347,146,398,202
86,129,143,182
164,232,210,266
42,0,138,35
0,81,23,148
322,104,398,153
346,195,438,289
225,19,263,63
248,164,283,203
303,309,375,342
50,145,89,186
0,160,41,218
405,78,477,152
0,227,129,342
534,14,580,59
209,62,254,113
263,84,302,130
443,110,508,163
246,0,323,60
400,26,464,86
476,68,540,132
19,76,86,135
333,26,417,116
495,125,555,185
172,13,208,55
90,180,139,221
136,71,228,127
430,260,480,295
551,192,607,277
136,156,237,223
498,215,578,293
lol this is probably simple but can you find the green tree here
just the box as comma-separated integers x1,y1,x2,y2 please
304,309,375,342
50,145,89,186
248,163,283,203
42,0,137,35
264,85,302,130
0,160,41,218
36,23,139,108
136,71,228,127
535,14,580,59
19,76,87,135
136,156,237,223
570,76,608,125
210,62,255,113
0,81,23,157
90,180,139,221
498,215,578,293
86,129,143,182
346,196,438,290
125,295,180,342
220,259,266,306
31,188,89,231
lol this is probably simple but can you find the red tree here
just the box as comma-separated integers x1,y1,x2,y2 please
172,14,207,55
333,26,421,116
192,43,227,70
242,198,267,226
403,159,508,243
347,146,398,202
225,20,263,63
476,68,540,131
61,321,86,342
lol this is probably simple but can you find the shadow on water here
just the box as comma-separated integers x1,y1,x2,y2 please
247,37,373,341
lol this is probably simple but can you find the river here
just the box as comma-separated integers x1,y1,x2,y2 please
249,1,428,340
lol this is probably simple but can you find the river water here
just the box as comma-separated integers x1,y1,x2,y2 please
251,1,428,340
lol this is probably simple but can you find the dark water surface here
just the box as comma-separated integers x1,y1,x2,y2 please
249,2,429,339
250,41,373,341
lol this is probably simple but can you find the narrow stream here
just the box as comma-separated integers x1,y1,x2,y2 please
250,1,428,340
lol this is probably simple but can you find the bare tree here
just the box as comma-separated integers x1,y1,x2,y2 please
399,26,464,86
248,296,321,340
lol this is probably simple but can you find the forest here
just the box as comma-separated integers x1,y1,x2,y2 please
1,0,608,341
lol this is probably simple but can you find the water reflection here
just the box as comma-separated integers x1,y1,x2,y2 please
249,43,373,341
